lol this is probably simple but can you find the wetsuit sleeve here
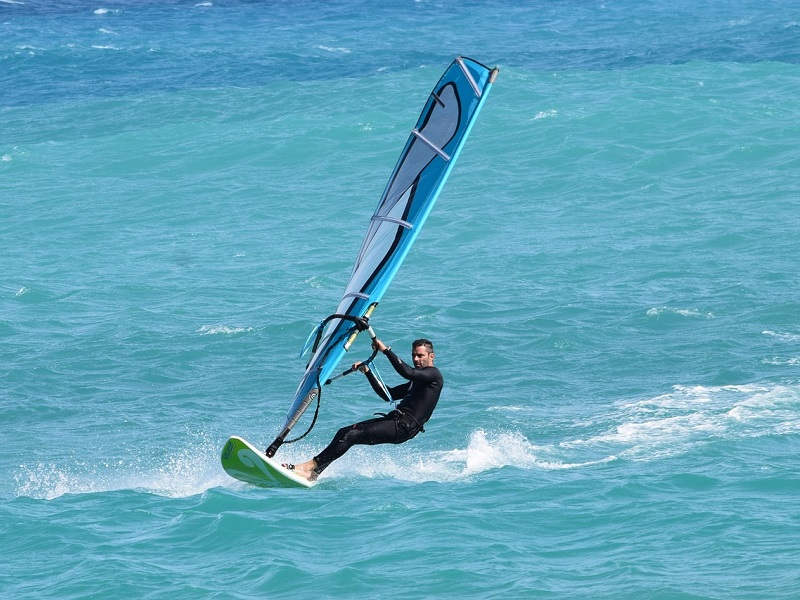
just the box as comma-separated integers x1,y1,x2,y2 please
365,369,408,401
383,348,440,384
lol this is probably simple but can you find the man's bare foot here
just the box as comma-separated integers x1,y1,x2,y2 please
287,459,318,482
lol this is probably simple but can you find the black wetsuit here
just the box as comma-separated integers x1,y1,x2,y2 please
312,348,443,474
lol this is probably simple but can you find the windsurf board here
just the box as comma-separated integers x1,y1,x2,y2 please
221,435,315,489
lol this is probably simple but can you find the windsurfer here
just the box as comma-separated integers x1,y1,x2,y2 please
287,337,443,482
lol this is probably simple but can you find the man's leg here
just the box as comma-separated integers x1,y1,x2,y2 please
292,416,400,481
314,416,400,473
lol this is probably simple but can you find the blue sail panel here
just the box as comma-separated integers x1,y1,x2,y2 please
266,57,498,457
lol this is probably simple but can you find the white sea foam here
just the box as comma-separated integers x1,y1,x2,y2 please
324,428,611,484
592,383,800,458
196,324,254,335
762,357,800,366
486,405,527,412
762,330,800,341
14,432,231,500
646,306,714,318
318,45,351,54
591,413,722,450
304,275,324,288
533,109,557,120
483,383,800,466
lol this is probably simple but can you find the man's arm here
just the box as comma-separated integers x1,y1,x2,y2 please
354,360,407,401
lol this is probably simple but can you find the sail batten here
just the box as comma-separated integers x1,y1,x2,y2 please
342,291,370,301
372,215,413,229
457,56,482,97
265,57,498,458
412,129,452,160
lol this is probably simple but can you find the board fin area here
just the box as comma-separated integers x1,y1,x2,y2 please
221,436,315,489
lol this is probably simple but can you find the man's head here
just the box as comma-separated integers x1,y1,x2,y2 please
411,338,435,368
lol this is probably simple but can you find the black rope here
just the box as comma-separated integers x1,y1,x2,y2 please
283,336,343,445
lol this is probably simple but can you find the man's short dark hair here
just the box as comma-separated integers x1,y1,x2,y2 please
412,338,434,352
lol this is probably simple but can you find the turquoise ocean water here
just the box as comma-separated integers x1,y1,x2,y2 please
3,1,800,597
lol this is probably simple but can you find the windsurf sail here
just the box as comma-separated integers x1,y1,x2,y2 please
266,56,499,457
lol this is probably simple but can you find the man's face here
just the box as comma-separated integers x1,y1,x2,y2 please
411,345,434,368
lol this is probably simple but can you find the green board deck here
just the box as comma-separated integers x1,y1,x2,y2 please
221,436,315,489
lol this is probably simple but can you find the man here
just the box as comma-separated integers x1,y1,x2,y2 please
286,337,443,482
